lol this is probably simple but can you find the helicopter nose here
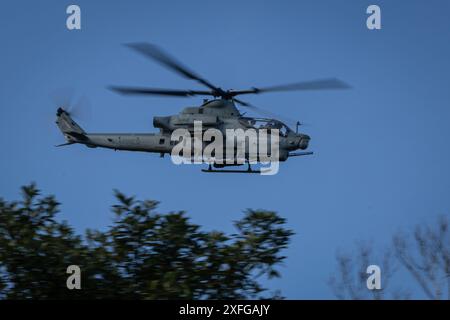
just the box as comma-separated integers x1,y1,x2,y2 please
298,134,310,150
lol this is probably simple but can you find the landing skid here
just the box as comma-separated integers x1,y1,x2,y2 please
202,164,261,174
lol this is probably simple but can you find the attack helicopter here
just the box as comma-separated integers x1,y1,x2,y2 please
56,43,350,173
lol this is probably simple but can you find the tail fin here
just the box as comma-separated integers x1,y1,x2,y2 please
56,108,88,144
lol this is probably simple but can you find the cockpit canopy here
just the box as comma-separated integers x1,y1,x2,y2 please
239,117,293,136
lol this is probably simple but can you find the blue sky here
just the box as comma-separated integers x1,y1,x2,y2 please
1,0,450,298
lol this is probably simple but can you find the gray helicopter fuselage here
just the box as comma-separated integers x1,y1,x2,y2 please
55,99,310,163
82,133,173,153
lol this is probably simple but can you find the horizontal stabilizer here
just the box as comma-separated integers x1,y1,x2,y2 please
55,142,75,147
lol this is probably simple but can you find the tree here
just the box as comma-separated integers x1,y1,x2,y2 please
393,216,450,300
329,216,449,299
0,184,293,299
328,242,404,299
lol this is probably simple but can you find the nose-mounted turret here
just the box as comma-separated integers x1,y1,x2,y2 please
297,133,310,150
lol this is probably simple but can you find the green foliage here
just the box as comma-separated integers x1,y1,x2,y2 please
0,184,293,299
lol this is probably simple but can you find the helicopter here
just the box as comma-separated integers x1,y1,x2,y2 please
56,43,350,173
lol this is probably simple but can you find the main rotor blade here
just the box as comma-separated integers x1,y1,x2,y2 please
233,98,253,108
231,78,351,96
109,86,213,97
125,42,220,92
234,98,299,127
